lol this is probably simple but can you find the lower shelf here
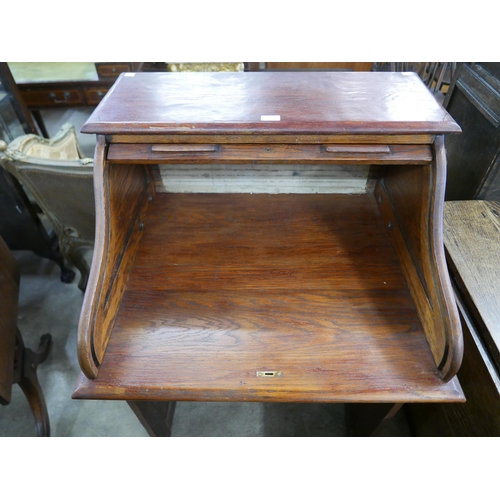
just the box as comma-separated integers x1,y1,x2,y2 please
74,193,463,402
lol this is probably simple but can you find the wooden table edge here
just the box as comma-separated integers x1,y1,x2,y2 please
72,372,465,403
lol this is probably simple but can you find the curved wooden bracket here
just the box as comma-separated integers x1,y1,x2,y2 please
375,135,463,381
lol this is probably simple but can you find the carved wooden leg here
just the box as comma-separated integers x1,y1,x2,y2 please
32,236,76,284
14,330,52,437
62,241,90,292
71,248,90,293
345,403,404,437
57,258,76,284
127,401,176,437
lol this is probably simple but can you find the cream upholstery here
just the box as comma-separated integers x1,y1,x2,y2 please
6,123,91,163
0,124,94,292
167,62,244,72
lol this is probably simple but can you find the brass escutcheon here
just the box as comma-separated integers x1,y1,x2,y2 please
256,371,282,377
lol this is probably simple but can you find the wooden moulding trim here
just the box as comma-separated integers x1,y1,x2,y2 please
105,134,437,145
82,122,460,136
375,136,463,381
72,373,465,403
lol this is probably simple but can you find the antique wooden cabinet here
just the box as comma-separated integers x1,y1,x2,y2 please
11,62,144,108
73,71,465,435
444,62,500,201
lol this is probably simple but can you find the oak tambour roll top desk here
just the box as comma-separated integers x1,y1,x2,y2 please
73,71,465,408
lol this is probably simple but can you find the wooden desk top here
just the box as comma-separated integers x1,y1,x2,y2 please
444,200,500,371
81,71,461,136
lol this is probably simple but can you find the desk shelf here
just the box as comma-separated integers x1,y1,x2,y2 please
74,192,462,402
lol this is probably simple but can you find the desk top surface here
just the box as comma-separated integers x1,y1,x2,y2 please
81,71,460,136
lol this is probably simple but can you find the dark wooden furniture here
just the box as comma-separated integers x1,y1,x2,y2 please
15,63,143,109
255,62,373,71
72,71,465,436
0,236,52,437
0,237,18,406
410,201,500,436
95,63,144,80
443,63,500,201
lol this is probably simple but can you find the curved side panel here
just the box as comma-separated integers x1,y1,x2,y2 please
376,135,463,381
77,135,107,378
77,136,154,378
428,136,463,379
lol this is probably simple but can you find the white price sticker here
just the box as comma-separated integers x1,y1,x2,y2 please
260,115,281,122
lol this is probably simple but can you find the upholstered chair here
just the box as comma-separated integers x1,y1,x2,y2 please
0,123,94,292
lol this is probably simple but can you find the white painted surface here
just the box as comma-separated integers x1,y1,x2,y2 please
158,163,370,194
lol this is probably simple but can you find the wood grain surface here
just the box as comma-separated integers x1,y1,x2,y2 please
106,143,432,165
106,134,437,145
411,199,500,435
77,136,154,378
81,72,461,136
410,283,500,436
375,137,463,381
73,193,463,402
444,200,500,371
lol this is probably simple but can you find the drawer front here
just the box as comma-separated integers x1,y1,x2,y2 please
107,143,432,165
22,88,84,107
96,63,132,78
84,88,108,105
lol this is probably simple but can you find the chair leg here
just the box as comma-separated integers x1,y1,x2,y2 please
31,236,76,284
62,241,90,293
53,254,76,284
69,247,90,292
14,331,52,437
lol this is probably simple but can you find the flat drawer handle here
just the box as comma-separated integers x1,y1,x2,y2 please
323,145,391,155
151,145,219,153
